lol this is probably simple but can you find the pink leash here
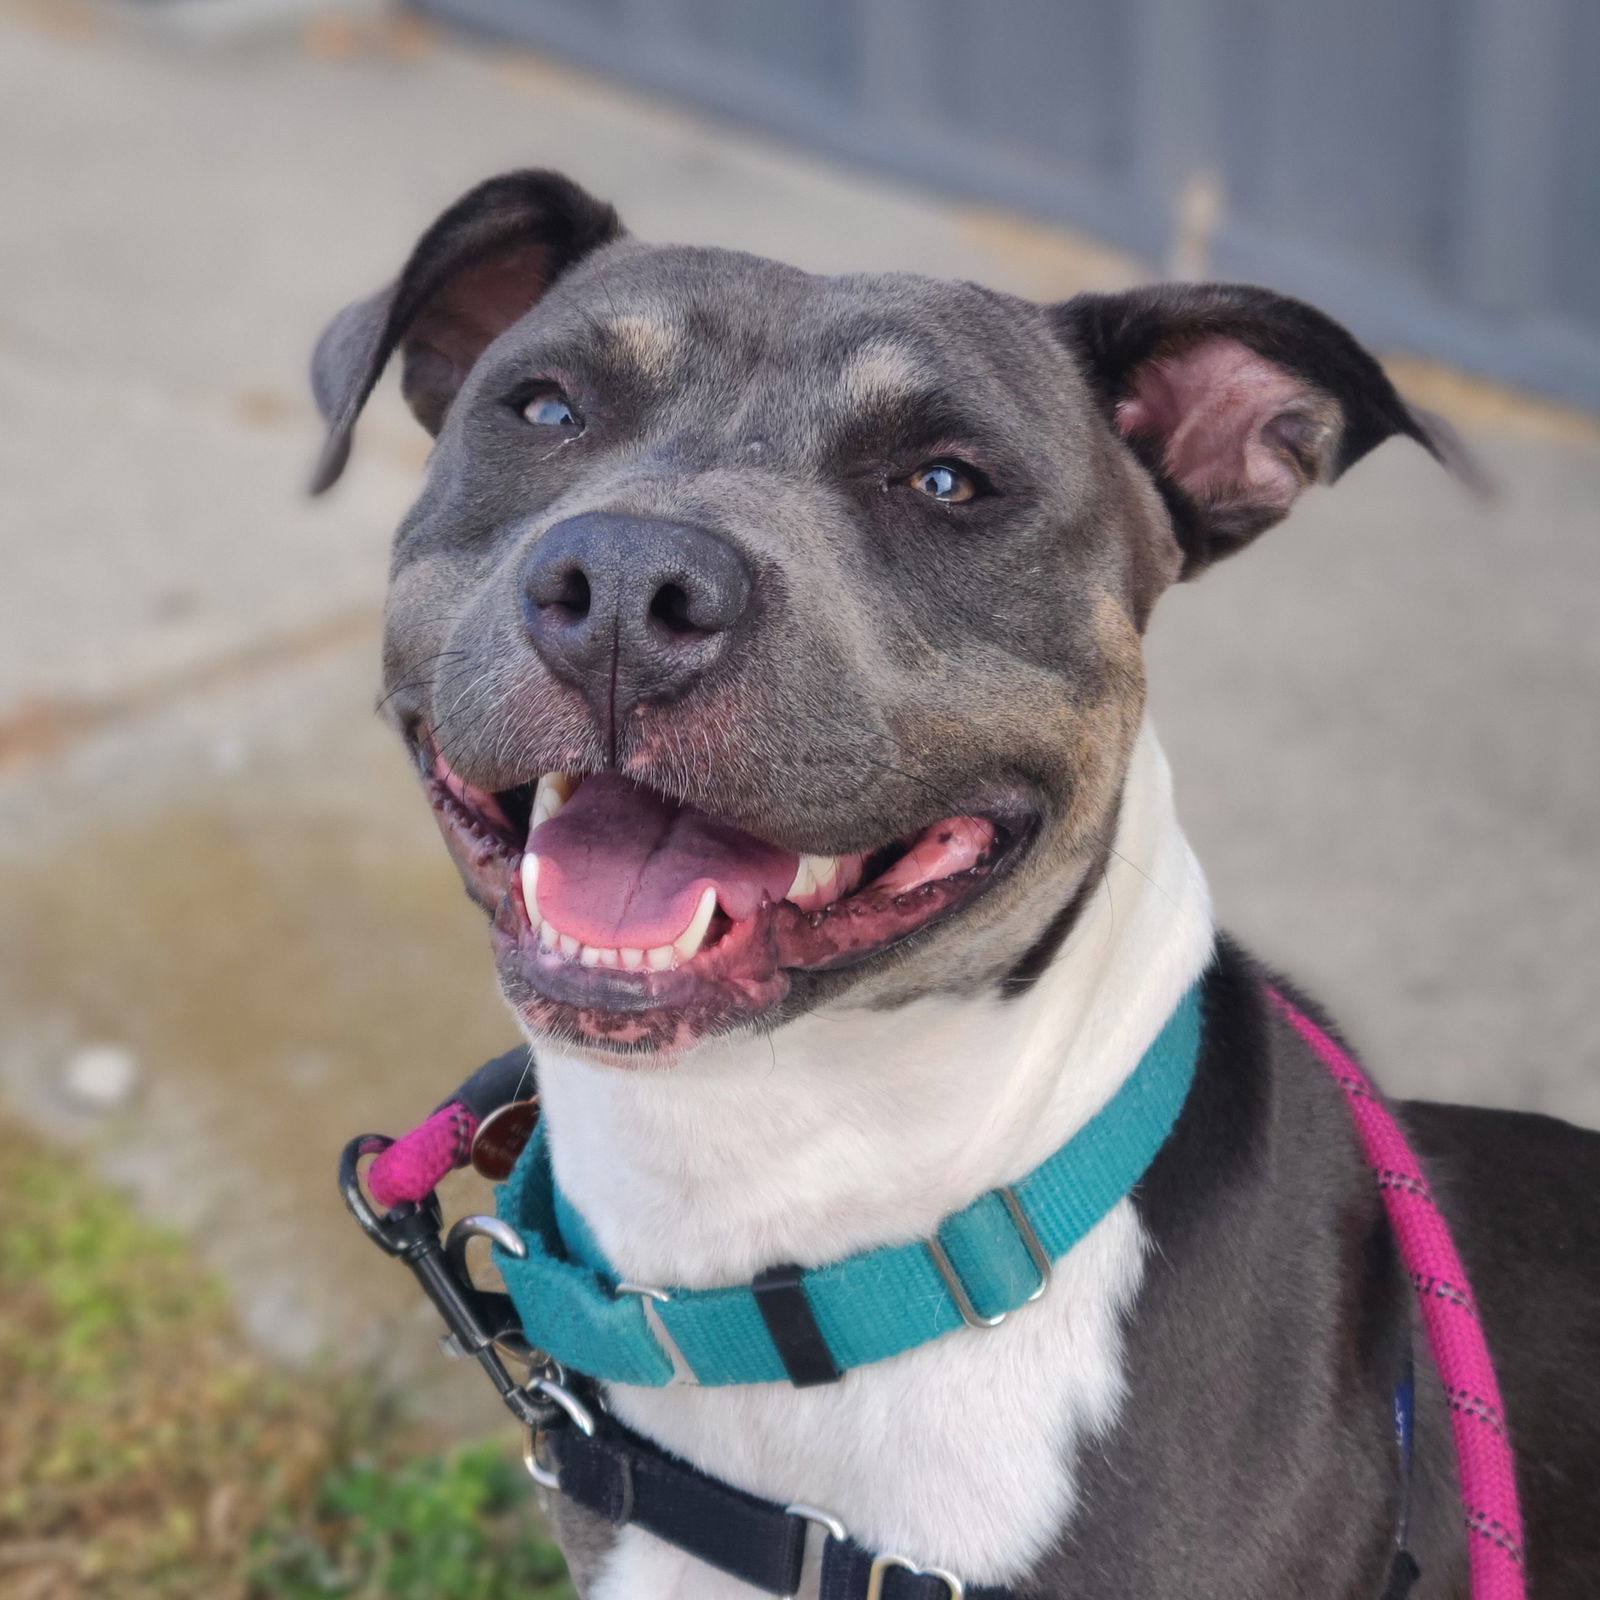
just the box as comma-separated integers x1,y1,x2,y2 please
1268,988,1527,1599
366,1102,477,1210
369,994,1530,1596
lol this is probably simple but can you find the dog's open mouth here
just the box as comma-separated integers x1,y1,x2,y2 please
416,734,1030,1053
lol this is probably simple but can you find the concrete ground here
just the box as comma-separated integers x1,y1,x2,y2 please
1,0,1597,1405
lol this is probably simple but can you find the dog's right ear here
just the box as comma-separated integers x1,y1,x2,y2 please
309,170,623,493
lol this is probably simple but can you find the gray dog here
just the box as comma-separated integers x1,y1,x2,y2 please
314,171,1599,1598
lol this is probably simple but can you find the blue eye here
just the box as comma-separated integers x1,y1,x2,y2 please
909,461,977,503
521,389,581,429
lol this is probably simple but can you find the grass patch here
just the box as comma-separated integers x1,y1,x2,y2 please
0,1119,573,1600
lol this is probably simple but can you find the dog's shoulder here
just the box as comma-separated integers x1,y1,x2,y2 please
1401,1097,1600,1592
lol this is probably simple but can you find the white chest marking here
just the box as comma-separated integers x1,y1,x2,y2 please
533,726,1214,1598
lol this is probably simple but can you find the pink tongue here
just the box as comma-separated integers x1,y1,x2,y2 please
528,775,799,950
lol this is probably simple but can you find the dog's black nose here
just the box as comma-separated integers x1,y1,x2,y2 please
521,513,754,718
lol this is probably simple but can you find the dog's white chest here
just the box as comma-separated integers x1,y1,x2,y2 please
536,727,1213,1598
589,1202,1146,1599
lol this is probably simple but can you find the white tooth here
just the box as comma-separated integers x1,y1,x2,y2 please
620,948,645,971
673,886,718,963
520,854,542,921
786,853,843,905
530,772,576,830
596,947,622,968
646,944,675,971
558,933,580,959
537,919,557,952
579,944,603,967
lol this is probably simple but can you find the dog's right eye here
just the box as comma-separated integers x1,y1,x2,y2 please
518,387,583,430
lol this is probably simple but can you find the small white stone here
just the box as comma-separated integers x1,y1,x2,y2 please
63,1044,141,1110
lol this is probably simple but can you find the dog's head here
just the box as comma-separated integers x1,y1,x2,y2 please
312,170,1454,1060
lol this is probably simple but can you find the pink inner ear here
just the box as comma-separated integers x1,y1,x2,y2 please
1114,335,1333,519
413,243,557,384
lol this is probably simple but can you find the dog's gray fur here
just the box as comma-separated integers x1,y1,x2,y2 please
311,171,1600,1596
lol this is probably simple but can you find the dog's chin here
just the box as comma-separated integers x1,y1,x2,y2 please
411,733,1036,1061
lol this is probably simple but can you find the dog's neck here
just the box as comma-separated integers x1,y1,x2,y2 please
533,722,1214,1291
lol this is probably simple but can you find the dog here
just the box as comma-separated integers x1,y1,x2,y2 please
311,170,1600,1598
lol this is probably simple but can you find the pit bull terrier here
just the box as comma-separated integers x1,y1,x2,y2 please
311,170,1600,1598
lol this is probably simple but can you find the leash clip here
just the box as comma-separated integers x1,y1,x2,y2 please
339,1133,581,1434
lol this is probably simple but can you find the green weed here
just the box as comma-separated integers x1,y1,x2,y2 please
0,1120,573,1600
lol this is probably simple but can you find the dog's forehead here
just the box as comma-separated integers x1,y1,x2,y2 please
542,242,1058,398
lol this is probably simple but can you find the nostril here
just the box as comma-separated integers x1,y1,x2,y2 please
532,563,591,622
555,567,591,619
648,582,699,636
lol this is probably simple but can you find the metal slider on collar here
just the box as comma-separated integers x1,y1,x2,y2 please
925,1185,1052,1330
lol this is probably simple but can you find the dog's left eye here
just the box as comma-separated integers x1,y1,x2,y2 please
520,387,583,430
907,461,979,503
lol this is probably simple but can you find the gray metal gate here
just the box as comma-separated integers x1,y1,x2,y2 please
419,0,1600,412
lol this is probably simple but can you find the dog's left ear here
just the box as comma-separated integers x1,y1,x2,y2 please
1052,284,1475,577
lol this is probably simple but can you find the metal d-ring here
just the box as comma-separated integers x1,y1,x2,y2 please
492,1328,549,1370
522,1425,560,1491
520,1372,600,1491
866,1553,964,1600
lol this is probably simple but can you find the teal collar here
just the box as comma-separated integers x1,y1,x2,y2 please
492,981,1203,1388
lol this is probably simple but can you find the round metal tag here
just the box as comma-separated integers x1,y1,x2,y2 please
470,1096,540,1181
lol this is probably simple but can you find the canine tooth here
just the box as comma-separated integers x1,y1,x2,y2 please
530,772,576,830
558,933,581,959
537,919,557,952
673,887,718,963
620,948,645,971
520,854,542,921
646,944,675,971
